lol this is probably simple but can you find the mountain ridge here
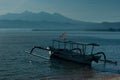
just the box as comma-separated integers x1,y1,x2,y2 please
0,11,97,24
0,11,120,30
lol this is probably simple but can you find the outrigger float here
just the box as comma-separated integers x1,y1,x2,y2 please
26,37,117,66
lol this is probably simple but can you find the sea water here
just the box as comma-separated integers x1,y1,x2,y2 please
0,29,120,80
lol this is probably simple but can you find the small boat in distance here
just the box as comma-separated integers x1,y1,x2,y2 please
26,34,117,66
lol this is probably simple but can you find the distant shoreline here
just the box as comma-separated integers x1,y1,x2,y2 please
86,28,120,32
32,28,83,31
32,28,120,32
0,28,120,32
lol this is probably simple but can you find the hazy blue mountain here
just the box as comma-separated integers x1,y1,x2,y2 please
0,11,120,30
0,11,81,23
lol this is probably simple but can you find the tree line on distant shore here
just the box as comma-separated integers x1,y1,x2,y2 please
88,28,120,32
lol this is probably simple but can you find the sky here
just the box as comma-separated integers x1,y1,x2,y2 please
0,0,120,22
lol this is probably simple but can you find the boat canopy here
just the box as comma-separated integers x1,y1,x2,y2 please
52,40,99,46
52,40,99,55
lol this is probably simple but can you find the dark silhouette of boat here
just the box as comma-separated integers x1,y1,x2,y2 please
26,34,117,66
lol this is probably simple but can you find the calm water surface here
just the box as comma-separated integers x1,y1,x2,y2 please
0,29,120,80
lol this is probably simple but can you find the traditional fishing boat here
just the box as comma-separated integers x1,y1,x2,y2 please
26,34,117,66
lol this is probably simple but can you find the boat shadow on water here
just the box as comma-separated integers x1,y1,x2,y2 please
50,57,92,69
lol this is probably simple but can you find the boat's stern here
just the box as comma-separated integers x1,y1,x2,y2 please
91,55,101,63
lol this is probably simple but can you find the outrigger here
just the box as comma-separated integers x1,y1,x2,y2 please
26,39,117,66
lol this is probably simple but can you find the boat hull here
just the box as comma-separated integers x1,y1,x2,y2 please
50,50,101,66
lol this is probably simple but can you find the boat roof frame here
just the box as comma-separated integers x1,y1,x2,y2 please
52,40,99,46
